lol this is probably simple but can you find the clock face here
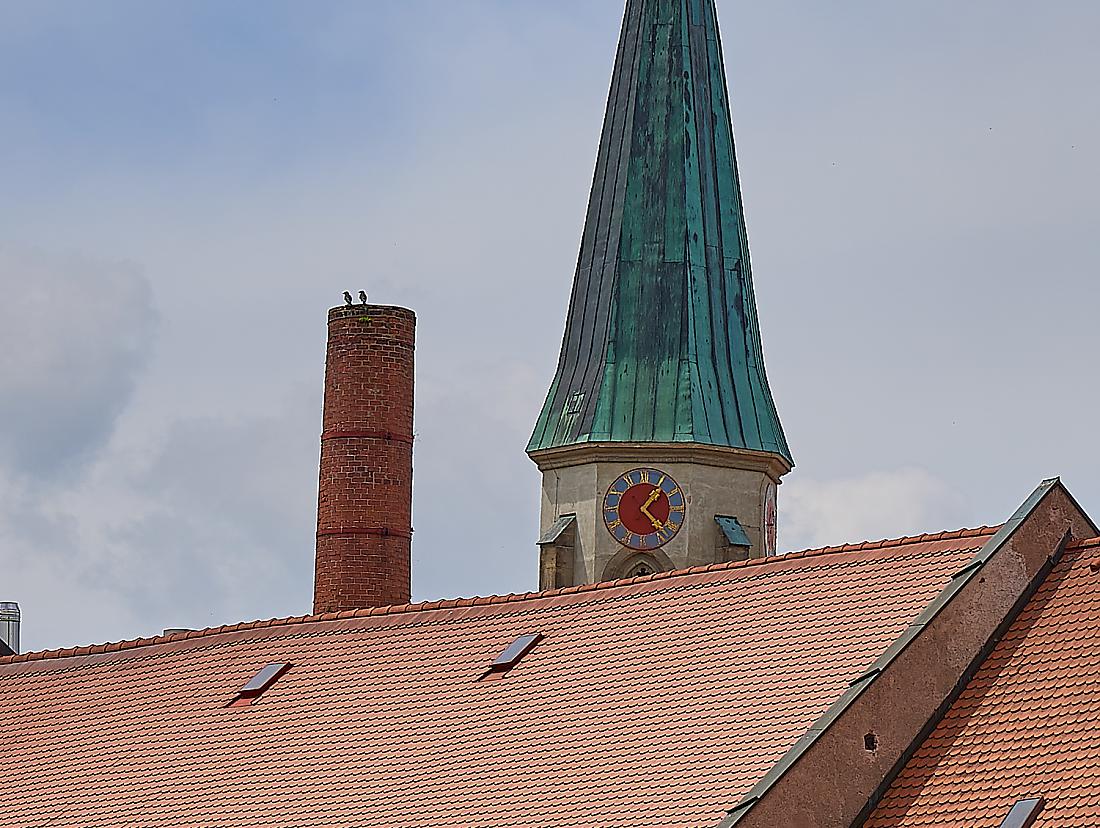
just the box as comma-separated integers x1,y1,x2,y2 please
603,468,686,551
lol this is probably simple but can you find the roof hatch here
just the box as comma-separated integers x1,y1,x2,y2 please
480,634,542,681
229,662,292,707
998,798,1045,828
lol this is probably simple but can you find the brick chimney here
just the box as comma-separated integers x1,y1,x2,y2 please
315,304,415,614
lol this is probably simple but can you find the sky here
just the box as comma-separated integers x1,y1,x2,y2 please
1,0,1098,653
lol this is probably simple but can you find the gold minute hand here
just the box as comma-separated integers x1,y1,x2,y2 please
639,487,664,530
639,504,663,531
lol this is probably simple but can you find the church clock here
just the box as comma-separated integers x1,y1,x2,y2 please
603,468,686,551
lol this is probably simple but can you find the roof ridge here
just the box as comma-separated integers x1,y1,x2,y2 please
0,525,999,667
1069,536,1100,551
779,525,998,559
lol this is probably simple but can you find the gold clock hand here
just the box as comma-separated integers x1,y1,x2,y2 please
639,504,663,531
639,486,665,530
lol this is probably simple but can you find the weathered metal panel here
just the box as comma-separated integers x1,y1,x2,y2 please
715,515,751,547
529,0,792,465
537,514,577,546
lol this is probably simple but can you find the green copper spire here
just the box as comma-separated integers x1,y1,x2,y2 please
529,0,792,464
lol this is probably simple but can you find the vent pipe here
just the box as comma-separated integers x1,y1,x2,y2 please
0,602,20,655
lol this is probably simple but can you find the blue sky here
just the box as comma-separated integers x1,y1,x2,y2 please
2,0,1098,651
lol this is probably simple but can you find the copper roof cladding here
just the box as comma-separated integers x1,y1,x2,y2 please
0,530,994,828
865,536,1100,828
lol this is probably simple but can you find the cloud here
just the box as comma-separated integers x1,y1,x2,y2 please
0,244,318,650
778,468,971,553
114,392,320,624
0,246,156,478
0,384,321,652
0,464,144,649
412,354,547,600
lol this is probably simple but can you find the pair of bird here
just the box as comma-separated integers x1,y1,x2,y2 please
344,291,369,306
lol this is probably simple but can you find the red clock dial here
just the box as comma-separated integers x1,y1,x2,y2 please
603,468,686,551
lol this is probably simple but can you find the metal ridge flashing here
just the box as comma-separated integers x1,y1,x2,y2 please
717,478,1084,828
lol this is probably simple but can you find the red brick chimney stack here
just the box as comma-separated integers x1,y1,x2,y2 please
314,304,415,614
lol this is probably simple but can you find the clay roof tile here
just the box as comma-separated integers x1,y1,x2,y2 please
0,529,997,827
867,538,1100,827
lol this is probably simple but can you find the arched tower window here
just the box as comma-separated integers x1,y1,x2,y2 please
623,554,662,579
600,549,675,583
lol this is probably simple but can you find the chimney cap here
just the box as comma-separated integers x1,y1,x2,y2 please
0,601,20,655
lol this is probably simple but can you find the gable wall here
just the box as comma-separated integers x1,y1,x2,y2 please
721,481,1096,828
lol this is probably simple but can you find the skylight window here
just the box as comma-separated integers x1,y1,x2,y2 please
228,663,292,707
479,634,543,681
998,798,1045,828
493,634,542,669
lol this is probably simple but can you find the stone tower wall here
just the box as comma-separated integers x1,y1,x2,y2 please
532,444,788,589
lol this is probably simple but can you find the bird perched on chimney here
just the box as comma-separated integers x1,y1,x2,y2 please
359,291,368,305
343,291,353,306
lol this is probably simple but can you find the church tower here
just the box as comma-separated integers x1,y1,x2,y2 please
529,0,793,589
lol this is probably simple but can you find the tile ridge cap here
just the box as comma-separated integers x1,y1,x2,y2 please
1068,536,1100,551
787,525,1000,559
1,525,1000,667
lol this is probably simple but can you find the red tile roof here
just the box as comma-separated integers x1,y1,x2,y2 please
866,537,1100,828
0,529,994,828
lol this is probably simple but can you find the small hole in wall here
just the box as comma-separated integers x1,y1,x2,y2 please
864,733,879,753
